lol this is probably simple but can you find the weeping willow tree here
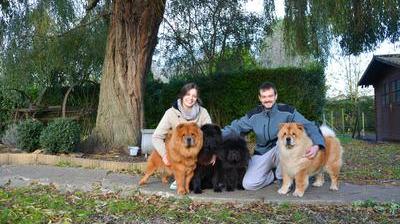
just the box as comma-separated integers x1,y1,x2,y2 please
263,0,400,60
0,0,107,107
87,0,166,148
2,0,399,150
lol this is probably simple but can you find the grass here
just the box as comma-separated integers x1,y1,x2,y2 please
0,184,399,223
341,139,400,185
55,160,80,168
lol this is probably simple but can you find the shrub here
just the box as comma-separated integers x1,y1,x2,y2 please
16,119,44,152
40,118,81,153
1,123,19,148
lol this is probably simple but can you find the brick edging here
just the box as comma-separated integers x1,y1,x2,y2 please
0,153,146,172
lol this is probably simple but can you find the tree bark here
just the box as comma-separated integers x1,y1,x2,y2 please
93,0,166,148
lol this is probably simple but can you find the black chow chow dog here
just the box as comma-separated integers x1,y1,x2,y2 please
190,124,222,194
214,135,250,192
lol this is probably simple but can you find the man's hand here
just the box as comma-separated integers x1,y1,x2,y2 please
162,155,170,166
305,145,319,159
209,154,217,166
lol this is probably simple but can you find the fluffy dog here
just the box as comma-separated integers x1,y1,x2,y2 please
139,122,203,195
277,123,343,197
190,124,222,194
215,135,250,192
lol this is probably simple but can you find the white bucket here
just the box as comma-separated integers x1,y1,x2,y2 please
128,146,139,156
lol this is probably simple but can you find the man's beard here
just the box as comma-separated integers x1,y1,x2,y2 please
263,102,274,109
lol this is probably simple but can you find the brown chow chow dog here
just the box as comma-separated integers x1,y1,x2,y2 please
139,122,203,195
277,123,343,197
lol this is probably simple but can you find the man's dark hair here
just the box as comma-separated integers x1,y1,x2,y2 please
259,82,277,95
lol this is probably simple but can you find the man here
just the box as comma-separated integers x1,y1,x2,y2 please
222,82,325,190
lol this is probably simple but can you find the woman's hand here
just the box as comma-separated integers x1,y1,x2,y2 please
209,154,217,166
162,155,170,166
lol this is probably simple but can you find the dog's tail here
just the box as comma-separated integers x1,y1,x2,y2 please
320,125,336,137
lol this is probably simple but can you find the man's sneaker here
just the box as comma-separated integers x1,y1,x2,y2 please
276,179,283,187
169,180,177,190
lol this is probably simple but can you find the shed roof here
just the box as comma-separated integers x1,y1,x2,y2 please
358,54,400,87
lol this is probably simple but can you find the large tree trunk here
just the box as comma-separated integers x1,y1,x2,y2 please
93,0,166,148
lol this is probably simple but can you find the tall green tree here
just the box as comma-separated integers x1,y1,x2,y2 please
156,0,263,77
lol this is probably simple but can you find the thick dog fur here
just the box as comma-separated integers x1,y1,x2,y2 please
215,135,250,192
139,122,203,195
277,123,343,197
190,124,223,194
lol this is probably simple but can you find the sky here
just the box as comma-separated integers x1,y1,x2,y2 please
244,0,400,98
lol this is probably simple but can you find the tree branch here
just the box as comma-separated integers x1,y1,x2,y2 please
56,10,110,38
164,18,206,75
86,0,101,11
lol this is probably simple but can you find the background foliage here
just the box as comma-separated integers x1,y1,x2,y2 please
145,65,326,128
324,96,375,133
155,0,264,77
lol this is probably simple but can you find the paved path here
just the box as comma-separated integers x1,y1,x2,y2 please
1,165,399,205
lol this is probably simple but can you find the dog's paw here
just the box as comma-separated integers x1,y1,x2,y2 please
226,186,234,192
312,181,324,187
213,187,222,193
277,187,289,195
161,177,169,184
329,185,339,191
177,188,187,195
138,179,146,186
193,188,203,194
292,190,304,197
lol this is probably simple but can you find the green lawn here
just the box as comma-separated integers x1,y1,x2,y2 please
341,139,400,185
0,185,399,223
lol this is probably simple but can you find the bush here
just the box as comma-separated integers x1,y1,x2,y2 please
1,123,19,148
40,118,81,153
16,119,44,152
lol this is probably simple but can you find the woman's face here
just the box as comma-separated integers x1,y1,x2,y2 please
182,88,198,109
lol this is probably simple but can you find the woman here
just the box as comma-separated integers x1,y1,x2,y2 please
152,82,213,189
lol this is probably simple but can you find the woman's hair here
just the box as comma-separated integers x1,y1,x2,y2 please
178,82,202,105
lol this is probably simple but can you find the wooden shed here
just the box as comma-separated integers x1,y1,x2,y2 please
358,54,400,141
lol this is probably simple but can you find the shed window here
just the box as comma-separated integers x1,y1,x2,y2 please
395,80,400,103
382,82,390,105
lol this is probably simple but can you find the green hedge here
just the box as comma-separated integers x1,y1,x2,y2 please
145,66,326,128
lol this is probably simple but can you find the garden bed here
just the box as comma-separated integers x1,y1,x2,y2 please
0,143,146,163
0,144,146,173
